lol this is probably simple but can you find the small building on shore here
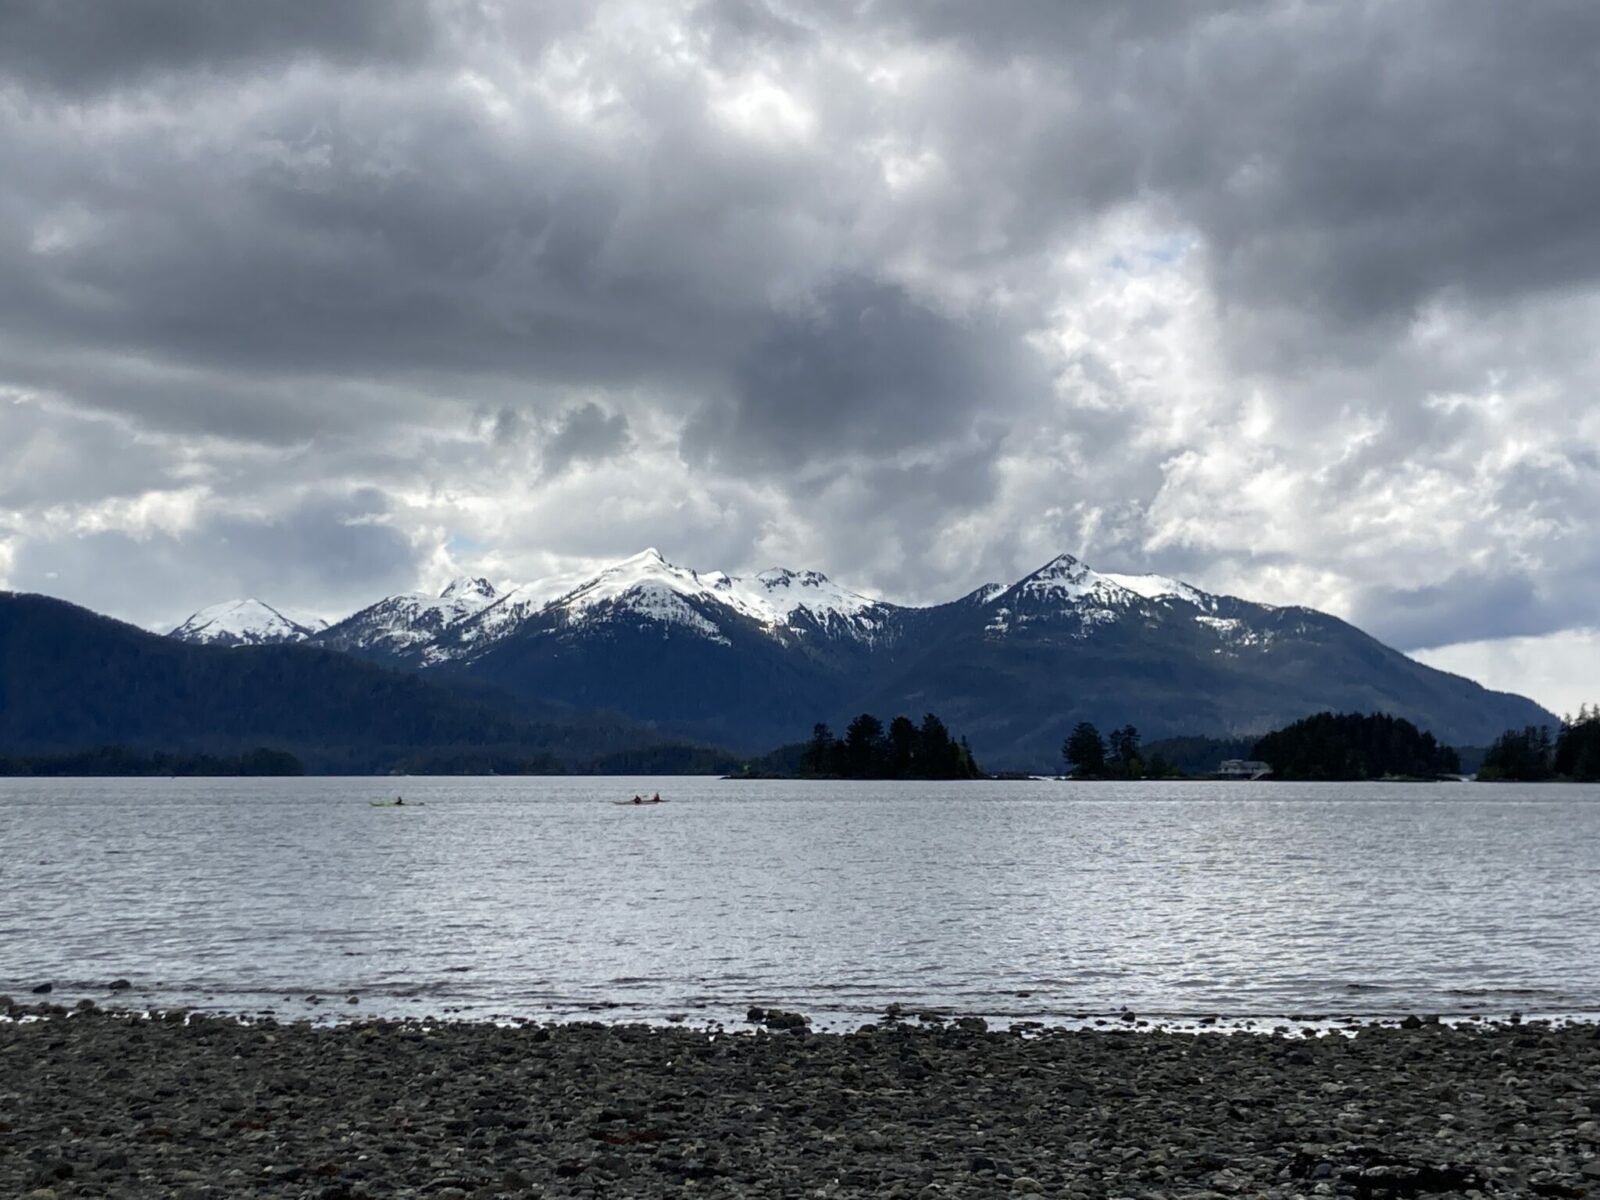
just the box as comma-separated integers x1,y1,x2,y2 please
1216,759,1272,779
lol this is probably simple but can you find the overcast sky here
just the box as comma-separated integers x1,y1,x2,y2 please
2,0,1597,714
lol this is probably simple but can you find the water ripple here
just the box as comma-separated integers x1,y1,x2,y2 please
3,776,1599,1027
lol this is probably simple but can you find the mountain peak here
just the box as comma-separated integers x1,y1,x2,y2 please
1035,551,1088,574
170,598,319,647
1015,553,1099,592
754,567,832,589
440,576,497,601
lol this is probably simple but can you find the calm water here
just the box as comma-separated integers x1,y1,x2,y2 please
3,777,1598,1029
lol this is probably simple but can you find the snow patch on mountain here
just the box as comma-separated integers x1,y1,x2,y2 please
169,599,324,646
537,550,732,636
439,575,497,603
537,549,892,640
1011,554,1114,602
1102,572,1209,608
318,576,503,655
981,554,1286,645
714,566,893,640
566,578,731,643
991,554,1143,629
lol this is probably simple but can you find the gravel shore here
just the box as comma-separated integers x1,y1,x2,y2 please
4,1003,1598,1199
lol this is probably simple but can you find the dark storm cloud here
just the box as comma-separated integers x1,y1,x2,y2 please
692,0,813,52
0,0,439,93
541,402,632,476
0,57,794,449
858,0,1600,344
682,279,1047,472
1353,569,1600,654
854,0,1272,57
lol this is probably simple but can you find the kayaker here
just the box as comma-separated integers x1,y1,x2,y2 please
395,796,404,806
651,792,661,803
631,794,643,804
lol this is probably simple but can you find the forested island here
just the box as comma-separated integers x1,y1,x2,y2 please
1251,712,1459,780
1062,712,1460,781
1476,707,1600,781
1058,707,1600,782
736,713,983,780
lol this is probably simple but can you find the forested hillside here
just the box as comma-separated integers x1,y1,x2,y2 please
0,593,662,772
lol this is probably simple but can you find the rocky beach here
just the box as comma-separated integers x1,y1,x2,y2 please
4,1003,1599,1199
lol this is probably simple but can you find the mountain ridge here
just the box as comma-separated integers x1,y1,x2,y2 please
163,548,1554,766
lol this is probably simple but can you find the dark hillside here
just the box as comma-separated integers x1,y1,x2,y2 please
0,593,657,772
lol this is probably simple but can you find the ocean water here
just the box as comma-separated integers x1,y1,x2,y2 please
3,776,1597,1029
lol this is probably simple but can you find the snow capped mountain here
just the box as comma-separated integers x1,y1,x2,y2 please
979,553,1275,649
575,550,895,638
315,576,503,659
545,549,743,641
440,576,497,603
151,547,1557,760
717,567,895,639
540,548,893,636
169,599,326,647
422,548,900,663
171,550,1266,663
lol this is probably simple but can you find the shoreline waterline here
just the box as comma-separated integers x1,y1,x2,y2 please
9,986,1599,1037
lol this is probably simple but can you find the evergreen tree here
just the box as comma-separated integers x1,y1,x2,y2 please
787,711,983,780
1479,725,1555,781
1554,705,1600,781
802,723,836,776
956,736,980,779
843,712,887,777
918,713,954,776
1108,724,1142,778
1063,722,1107,777
1253,712,1460,780
887,715,918,776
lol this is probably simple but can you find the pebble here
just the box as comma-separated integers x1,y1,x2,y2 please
0,1008,1596,1197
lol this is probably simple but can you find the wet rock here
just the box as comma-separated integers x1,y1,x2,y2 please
107,979,132,991
1,1009,1598,1197
29,983,51,994
762,1008,809,1030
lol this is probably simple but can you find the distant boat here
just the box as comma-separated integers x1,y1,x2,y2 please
369,798,423,807
613,796,665,806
